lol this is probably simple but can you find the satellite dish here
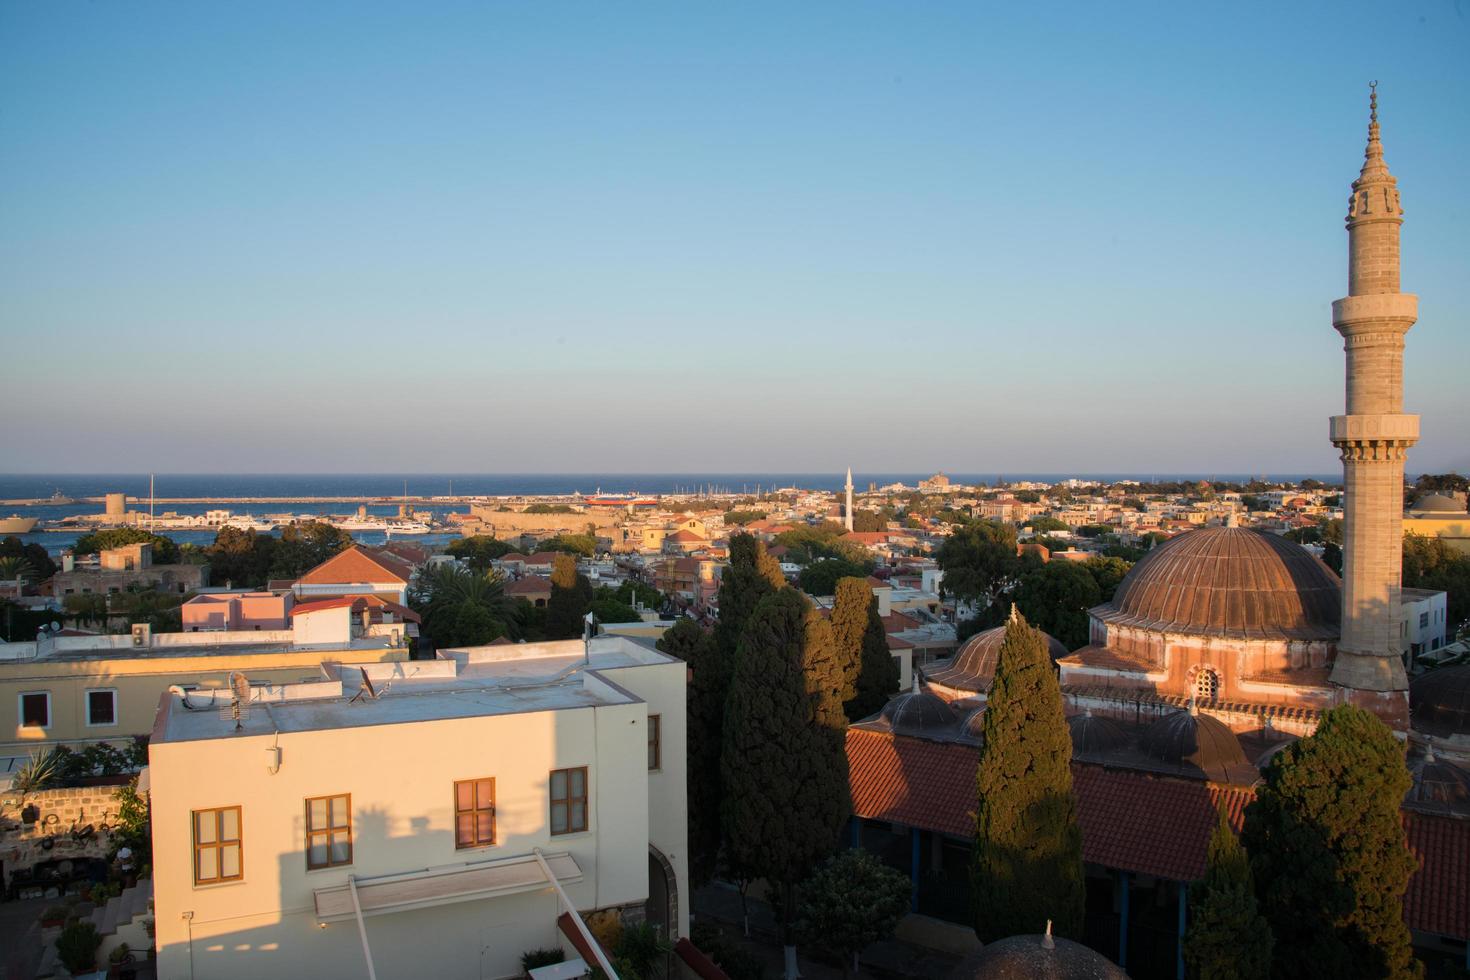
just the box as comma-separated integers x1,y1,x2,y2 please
50,621,61,632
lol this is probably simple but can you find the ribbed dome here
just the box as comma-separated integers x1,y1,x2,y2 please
1405,749,1470,812
1140,710,1247,780
959,705,988,741
1097,528,1340,639
950,933,1128,979
1409,494,1466,514
1410,666,1470,739
1255,736,1300,770
925,623,1070,694
879,688,959,737
1069,712,1131,760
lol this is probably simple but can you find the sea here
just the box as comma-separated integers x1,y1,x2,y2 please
0,472,1341,557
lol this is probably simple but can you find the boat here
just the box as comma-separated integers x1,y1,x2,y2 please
585,491,659,509
0,515,39,534
333,517,391,532
385,521,432,535
222,515,276,532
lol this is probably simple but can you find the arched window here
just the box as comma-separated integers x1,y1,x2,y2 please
1194,666,1220,703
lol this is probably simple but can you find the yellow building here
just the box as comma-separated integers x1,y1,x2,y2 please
1403,494,1470,555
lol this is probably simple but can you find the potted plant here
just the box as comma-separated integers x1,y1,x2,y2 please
39,906,69,929
108,943,137,980
55,920,102,976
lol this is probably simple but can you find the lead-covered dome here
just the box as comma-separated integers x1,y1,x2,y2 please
1095,527,1340,639
877,687,959,737
1410,665,1470,739
1140,710,1248,781
1408,494,1466,515
926,623,1070,693
950,933,1128,979
1069,711,1131,760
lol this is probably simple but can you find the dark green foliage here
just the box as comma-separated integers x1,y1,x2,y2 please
1183,808,1272,980
827,578,869,710
614,921,672,977
1012,560,1100,651
111,585,188,632
589,596,640,624
612,579,663,611
723,588,851,943
409,564,522,646
832,578,898,721
1242,705,1421,980
524,503,576,513
541,533,597,557
657,618,723,885
850,509,886,533
774,523,872,565
445,535,522,571
798,558,871,597
971,611,1085,942
1084,556,1133,603
73,527,181,565
797,849,911,978
111,777,152,867
713,534,785,664
47,742,133,786
546,553,594,639
1403,533,1470,628
1412,473,1469,500
520,948,565,971
57,921,101,973
936,520,1018,610
1027,515,1070,533
723,510,768,526
690,921,767,980
0,535,57,579
202,521,353,589
2,599,67,642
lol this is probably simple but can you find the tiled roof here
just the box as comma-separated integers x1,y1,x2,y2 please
1057,645,1161,673
296,546,412,586
287,594,422,623
845,727,1470,939
505,576,551,595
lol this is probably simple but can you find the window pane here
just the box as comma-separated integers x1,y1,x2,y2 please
220,808,240,841
220,843,241,879
330,834,351,863
550,771,567,799
196,812,217,844
308,842,328,868
456,814,475,846
551,803,567,834
476,779,494,809
197,847,218,881
571,803,586,832
477,813,494,843
21,694,47,727
456,782,474,811
330,796,348,829
309,799,328,830
89,691,115,725
570,769,585,797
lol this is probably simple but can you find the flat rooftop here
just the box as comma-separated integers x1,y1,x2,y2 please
153,635,673,744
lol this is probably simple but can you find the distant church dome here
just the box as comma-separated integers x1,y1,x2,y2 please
1409,493,1466,515
925,623,1070,694
1139,710,1247,780
1097,527,1340,639
950,932,1128,979
1068,712,1131,760
1410,665,1470,739
878,685,959,738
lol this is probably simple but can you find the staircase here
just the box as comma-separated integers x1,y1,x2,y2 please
35,880,152,978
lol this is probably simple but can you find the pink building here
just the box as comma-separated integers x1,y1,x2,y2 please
182,592,293,632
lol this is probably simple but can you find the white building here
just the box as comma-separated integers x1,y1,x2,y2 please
1401,587,1449,664
148,635,688,980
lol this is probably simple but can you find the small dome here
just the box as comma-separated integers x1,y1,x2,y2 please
1097,527,1340,639
925,624,1069,694
1254,736,1300,770
1068,712,1131,759
960,705,988,741
1410,666,1470,739
878,687,959,737
1409,493,1466,515
1140,710,1247,780
950,933,1128,979
1405,749,1470,812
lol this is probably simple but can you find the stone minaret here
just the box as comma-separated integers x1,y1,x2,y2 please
845,467,854,533
1326,84,1418,727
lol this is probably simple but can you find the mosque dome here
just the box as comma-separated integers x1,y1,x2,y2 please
1068,712,1131,760
1409,666,1470,739
925,623,1070,694
959,705,988,742
1096,528,1340,639
1405,748,1470,813
878,686,959,738
1409,494,1466,515
1254,736,1300,770
950,932,1128,979
1139,710,1247,780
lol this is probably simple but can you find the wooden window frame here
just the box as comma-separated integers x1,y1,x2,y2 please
192,806,243,886
85,688,118,727
305,793,353,870
648,714,661,771
18,691,51,729
549,766,588,836
453,778,496,850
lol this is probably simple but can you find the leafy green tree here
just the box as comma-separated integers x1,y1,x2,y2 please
541,533,597,557
451,602,504,646
796,849,912,979
409,564,522,646
0,556,37,583
613,579,663,611
971,610,1085,942
1412,473,1469,500
775,523,872,565
657,619,723,885
1183,807,1272,980
72,527,180,565
0,536,56,579
112,585,187,633
1083,555,1133,603
723,588,850,973
798,558,870,597
936,519,1019,614
1027,515,1070,533
1403,533,1470,627
546,553,594,639
524,503,576,514
723,510,768,526
445,535,522,571
268,521,354,581
204,526,275,588
589,596,640,624
850,509,886,533
827,578,869,711
1012,560,1100,651
1242,705,1421,980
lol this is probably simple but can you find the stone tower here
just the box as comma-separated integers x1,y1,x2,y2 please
845,467,854,533
1326,84,1418,727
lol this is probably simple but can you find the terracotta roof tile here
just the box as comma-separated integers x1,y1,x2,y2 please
296,546,412,586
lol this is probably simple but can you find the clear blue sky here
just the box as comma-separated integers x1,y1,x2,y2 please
2,1,1466,475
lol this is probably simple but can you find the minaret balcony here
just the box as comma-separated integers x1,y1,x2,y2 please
1329,414,1419,444
1332,292,1417,327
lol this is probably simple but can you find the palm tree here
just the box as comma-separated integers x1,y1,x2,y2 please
0,556,37,583
410,565,523,642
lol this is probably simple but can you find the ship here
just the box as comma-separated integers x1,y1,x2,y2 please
333,517,391,532
384,521,432,535
584,491,659,509
222,515,276,532
0,515,39,534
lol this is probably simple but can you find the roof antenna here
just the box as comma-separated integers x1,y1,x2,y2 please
1041,920,1055,950
223,671,252,730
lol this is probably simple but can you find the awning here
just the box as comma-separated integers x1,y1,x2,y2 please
314,851,582,922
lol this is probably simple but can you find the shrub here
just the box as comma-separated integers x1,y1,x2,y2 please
520,948,564,972
56,921,102,974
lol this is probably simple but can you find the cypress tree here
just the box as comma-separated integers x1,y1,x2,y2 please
546,553,593,639
971,609,1085,942
713,532,785,665
723,587,850,975
656,618,722,885
1183,807,1272,980
832,577,899,721
1241,704,1421,979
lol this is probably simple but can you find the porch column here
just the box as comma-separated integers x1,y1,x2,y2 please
1176,882,1187,980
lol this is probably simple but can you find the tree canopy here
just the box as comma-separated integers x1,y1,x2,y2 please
1183,807,1272,980
971,610,1085,942
540,533,597,557
1,536,57,580
723,510,767,526
545,553,594,639
72,527,181,565
936,519,1018,614
202,521,353,588
796,849,911,979
656,619,722,885
797,557,871,597
831,577,898,721
1241,704,1421,979
409,564,522,647
445,535,523,571
1403,533,1470,629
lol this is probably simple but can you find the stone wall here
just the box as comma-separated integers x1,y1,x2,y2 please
1,784,126,887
